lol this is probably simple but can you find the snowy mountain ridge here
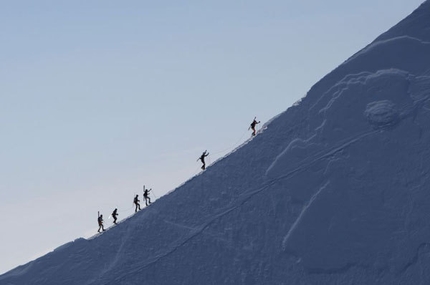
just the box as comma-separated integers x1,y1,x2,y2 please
2,1,430,284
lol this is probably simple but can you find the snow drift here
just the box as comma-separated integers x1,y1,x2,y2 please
2,1,430,284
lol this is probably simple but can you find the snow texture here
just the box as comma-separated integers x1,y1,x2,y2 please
2,1,430,284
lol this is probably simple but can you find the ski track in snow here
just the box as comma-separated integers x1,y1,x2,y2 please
264,130,380,251
265,133,318,176
82,125,273,283
102,128,380,283
266,129,379,181
281,181,330,250
104,120,376,275
104,183,271,284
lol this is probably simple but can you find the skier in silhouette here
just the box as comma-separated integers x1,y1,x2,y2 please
112,208,118,225
134,194,141,212
198,150,209,170
143,188,151,206
249,117,260,136
97,212,105,232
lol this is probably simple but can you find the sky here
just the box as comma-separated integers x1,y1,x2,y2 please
0,0,425,274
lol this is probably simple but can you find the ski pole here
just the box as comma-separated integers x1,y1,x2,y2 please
151,189,158,200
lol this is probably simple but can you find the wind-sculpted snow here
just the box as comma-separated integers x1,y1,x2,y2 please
2,1,430,285
364,100,399,129
375,1,430,43
268,63,430,277
345,36,430,69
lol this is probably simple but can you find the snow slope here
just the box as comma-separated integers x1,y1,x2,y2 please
2,1,430,284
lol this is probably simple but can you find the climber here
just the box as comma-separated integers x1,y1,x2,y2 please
143,188,151,206
198,150,209,170
97,212,105,233
112,208,118,225
134,194,141,212
249,117,260,136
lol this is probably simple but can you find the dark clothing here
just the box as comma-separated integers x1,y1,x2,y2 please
98,215,105,232
250,119,260,136
199,151,209,170
112,209,118,224
144,190,151,206
134,195,141,212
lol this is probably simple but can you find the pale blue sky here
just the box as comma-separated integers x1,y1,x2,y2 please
0,0,424,274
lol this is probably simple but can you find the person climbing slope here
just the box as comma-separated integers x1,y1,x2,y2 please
112,208,118,225
143,188,151,206
249,117,260,136
198,150,209,170
134,194,141,212
97,212,105,233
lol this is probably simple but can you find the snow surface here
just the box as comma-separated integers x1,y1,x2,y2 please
2,1,430,284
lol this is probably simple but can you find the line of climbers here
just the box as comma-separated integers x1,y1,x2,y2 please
97,187,152,232
97,117,261,233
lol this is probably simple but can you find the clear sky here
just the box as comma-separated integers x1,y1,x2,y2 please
0,0,424,274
